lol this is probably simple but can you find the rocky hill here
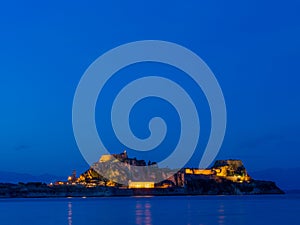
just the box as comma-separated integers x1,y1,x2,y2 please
0,153,284,197
72,153,284,195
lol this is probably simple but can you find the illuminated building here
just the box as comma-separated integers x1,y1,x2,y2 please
128,181,155,189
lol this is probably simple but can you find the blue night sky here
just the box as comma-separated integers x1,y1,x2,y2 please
0,0,299,179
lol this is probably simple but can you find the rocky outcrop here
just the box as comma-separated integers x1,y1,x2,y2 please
0,153,285,197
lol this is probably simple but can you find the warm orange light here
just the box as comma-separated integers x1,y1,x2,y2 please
185,168,193,174
128,181,155,189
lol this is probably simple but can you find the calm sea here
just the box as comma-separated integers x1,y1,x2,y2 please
0,194,299,225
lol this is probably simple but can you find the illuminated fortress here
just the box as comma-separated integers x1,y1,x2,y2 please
0,151,283,197
69,151,251,189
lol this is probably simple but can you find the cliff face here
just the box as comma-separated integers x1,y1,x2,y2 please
77,152,175,186
210,159,252,182
180,160,283,194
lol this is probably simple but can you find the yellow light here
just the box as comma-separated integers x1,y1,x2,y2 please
128,181,155,189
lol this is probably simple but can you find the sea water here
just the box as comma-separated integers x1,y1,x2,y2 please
0,194,299,225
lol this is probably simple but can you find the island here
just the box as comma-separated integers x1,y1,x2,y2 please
0,151,284,198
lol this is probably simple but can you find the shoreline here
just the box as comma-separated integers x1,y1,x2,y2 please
0,180,285,198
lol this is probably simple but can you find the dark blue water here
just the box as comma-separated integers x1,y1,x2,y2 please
0,194,299,225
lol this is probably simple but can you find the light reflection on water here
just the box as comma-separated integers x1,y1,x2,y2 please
217,203,225,225
132,197,227,225
68,202,72,225
135,201,152,225
0,195,299,225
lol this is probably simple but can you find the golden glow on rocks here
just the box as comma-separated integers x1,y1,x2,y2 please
62,153,252,188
